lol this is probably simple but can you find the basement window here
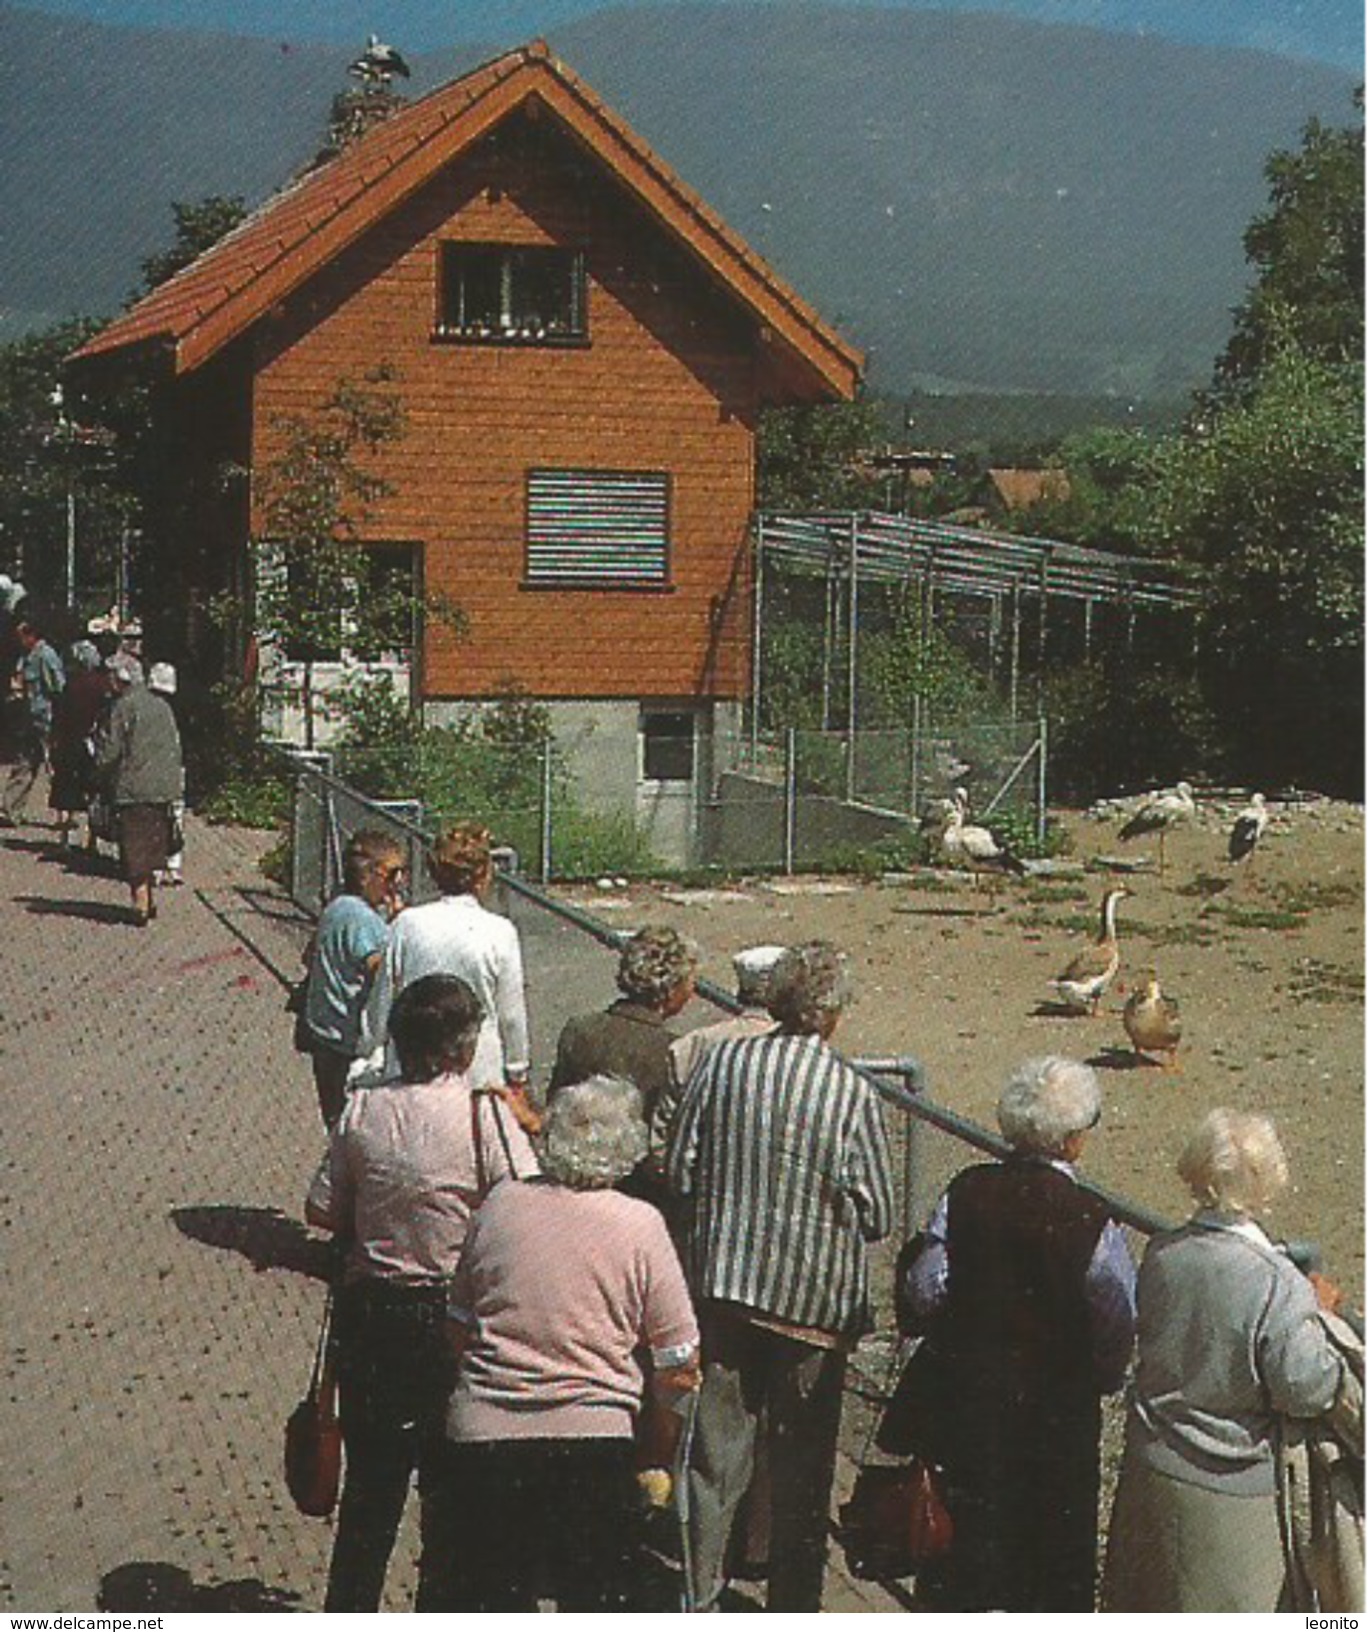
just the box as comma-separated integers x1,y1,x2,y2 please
641,710,696,783
438,244,586,342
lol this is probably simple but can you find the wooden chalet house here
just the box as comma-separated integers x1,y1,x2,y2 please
70,40,861,863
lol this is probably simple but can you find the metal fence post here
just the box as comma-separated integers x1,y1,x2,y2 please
1037,714,1049,846
845,516,859,803
783,726,797,875
909,693,922,817
540,738,554,886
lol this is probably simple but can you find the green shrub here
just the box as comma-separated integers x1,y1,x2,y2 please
199,770,291,830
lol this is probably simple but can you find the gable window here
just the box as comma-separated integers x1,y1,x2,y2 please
525,469,670,588
439,244,586,342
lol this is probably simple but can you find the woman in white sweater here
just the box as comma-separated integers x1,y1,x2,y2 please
358,821,530,1095
1103,1108,1345,1612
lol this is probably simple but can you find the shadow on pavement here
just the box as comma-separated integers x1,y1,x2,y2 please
15,894,134,926
99,1561,301,1613
172,1204,333,1281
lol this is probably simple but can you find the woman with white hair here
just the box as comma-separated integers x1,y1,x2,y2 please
548,925,699,1201
901,1056,1137,1611
1103,1107,1345,1612
419,1075,699,1611
93,652,183,925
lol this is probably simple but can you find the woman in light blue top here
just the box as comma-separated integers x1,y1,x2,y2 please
302,830,406,1127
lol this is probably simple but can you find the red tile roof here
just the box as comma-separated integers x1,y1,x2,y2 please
72,41,862,399
987,467,1072,509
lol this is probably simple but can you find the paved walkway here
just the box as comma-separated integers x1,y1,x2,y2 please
0,811,894,1613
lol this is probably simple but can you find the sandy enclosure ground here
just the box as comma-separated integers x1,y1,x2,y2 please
557,797,1365,1295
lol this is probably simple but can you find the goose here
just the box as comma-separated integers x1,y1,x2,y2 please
1118,781,1196,877
940,790,1027,900
1123,973,1182,1068
1053,887,1127,1014
1228,792,1269,872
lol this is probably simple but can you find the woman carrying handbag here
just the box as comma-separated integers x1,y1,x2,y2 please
303,975,536,1612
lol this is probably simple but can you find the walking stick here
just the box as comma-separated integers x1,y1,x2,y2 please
674,1385,701,1612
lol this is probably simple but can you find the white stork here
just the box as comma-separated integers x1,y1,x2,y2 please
940,788,1027,903
1118,780,1196,877
349,34,412,85
1228,792,1269,875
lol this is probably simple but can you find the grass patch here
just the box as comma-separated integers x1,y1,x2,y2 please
1175,873,1232,899
1130,918,1223,949
903,871,968,894
1050,912,1098,935
1023,882,1091,905
1290,959,1365,1005
1272,879,1361,914
1213,904,1305,932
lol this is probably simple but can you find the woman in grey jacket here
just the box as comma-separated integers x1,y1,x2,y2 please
94,654,183,926
1104,1107,1345,1612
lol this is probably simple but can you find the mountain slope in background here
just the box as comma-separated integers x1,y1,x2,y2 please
14,0,1364,71
2,2,1356,395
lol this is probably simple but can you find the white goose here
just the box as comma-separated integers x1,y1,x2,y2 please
1118,781,1196,877
1053,887,1128,1014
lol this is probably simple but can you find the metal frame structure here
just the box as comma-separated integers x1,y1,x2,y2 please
751,510,1203,752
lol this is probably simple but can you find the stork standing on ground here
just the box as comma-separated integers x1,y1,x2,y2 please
349,34,412,85
940,788,1028,904
1118,780,1196,877
1053,887,1128,1015
1228,792,1269,877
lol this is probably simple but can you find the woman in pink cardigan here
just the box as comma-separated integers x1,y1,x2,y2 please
418,1074,700,1612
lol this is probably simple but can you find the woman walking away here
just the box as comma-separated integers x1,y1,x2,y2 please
93,653,183,926
419,1075,699,1612
48,640,105,846
300,830,406,1128
902,1056,1137,1612
359,822,530,1105
305,974,536,1613
1103,1108,1346,1613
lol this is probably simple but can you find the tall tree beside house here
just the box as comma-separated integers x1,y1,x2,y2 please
136,196,248,297
1146,94,1364,793
1212,92,1364,400
250,365,467,749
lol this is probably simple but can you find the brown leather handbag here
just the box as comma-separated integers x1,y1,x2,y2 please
838,1457,953,1581
284,1287,343,1517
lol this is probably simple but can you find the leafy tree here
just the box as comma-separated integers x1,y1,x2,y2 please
757,400,885,510
250,365,467,747
1023,426,1157,553
0,318,134,618
1214,95,1363,396
136,196,248,297
1146,335,1362,789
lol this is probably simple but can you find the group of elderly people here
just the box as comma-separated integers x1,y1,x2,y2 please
298,819,1355,1614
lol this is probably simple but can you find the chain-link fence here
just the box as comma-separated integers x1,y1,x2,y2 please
283,751,1161,1254
707,717,1046,872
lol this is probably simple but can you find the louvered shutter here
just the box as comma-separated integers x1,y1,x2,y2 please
526,469,670,585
